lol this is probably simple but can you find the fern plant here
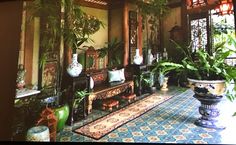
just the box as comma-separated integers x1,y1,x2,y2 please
63,0,104,53
171,35,236,102
73,89,90,109
151,60,184,76
97,38,124,68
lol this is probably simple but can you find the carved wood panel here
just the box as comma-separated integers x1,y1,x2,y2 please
129,11,138,64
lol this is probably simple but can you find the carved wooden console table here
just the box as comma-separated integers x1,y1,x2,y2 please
86,68,134,114
87,80,134,114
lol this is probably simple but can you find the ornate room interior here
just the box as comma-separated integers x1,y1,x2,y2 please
0,0,236,143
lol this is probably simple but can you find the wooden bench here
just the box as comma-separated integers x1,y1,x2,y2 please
87,68,134,114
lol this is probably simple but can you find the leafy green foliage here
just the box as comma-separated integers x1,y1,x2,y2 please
97,38,124,68
27,0,104,68
233,112,236,117
171,35,236,102
63,0,104,53
73,89,90,109
26,0,62,68
151,60,184,76
136,0,169,20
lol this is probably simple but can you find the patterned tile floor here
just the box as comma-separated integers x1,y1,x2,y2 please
56,86,236,144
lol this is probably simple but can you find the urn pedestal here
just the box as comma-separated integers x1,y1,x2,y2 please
161,77,169,91
193,94,225,129
188,78,226,130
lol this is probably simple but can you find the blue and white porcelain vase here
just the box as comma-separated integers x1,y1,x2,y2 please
133,49,143,65
67,54,82,77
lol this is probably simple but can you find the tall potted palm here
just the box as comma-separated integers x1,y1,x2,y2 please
171,36,236,129
63,0,103,77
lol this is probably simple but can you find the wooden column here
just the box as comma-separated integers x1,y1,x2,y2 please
0,0,23,140
181,0,188,42
233,0,236,36
138,13,143,55
123,0,129,66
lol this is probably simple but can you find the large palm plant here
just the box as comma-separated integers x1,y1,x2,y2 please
63,0,104,53
171,36,236,102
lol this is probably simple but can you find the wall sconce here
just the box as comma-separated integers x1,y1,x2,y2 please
186,0,208,8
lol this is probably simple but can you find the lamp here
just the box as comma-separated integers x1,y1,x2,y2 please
187,0,208,8
215,0,233,15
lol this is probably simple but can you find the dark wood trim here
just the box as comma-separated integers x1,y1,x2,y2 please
233,0,236,35
24,5,34,85
168,0,182,8
75,0,108,9
0,0,23,140
123,0,129,66
108,0,124,10
181,0,188,43
186,4,217,14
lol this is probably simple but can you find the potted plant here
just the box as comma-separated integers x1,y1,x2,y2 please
136,71,155,94
63,0,104,77
72,89,90,121
97,38,124,68
151,60,183,91
171,36,236,129
40,91,69,132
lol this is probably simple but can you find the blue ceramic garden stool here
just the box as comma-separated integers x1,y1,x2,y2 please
26,126,50,142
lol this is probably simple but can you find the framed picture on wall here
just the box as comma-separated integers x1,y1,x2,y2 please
41,61,58,95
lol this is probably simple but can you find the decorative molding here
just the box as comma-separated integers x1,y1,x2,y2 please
75,0,108,9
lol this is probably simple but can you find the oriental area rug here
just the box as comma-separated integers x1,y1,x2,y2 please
74,92,176,140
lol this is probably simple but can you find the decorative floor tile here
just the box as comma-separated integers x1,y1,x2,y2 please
57,87,236,144
122,138,135,142
131,131,143,137
192,140,208,144
108,133,119,138
147,136,161,142
173,135,187,141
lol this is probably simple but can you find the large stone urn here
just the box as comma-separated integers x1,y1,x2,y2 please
188,78,226,129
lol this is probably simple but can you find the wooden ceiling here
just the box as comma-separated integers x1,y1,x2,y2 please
75,0,119,9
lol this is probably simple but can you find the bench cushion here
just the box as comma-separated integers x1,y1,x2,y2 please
108,68,125,83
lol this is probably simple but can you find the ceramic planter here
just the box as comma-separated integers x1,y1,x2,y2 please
188,78,226,97
188,78,226,130
26,126,50,142
53,104,69,132
158,74,169,91
133,49,143,65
